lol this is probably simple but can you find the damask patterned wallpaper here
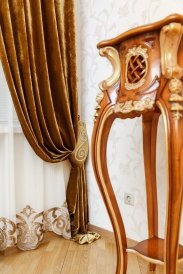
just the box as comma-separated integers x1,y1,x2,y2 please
76,0,183,242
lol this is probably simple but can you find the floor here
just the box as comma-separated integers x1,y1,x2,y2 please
0,232,183,274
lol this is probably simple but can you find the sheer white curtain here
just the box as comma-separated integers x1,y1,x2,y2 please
0,63,71,251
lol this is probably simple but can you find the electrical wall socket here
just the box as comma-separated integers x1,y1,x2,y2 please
124,193,135,206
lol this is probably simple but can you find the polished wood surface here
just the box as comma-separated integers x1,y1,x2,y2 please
0,231,116,274
1,231,183,274
92,104,128,274
127,237,183,264
142,113,160,272
97,14,183,49
92,14,183,274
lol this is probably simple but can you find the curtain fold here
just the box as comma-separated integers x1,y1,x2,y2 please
67,121,89,235
0,0,88,236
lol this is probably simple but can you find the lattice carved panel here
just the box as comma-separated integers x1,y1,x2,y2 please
125,46,148,90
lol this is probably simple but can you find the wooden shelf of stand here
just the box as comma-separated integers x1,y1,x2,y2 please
127,237,183,265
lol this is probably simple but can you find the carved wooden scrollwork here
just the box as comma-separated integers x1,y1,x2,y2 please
98,46,121,91
114,97,154,114
160,22,183,119
94,46,121,122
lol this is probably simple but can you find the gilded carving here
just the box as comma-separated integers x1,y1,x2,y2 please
114,97,154,114
125,46,148,90
160,23,183,119
94,46,121,122
94,91,104,121
169,78,182,94
160,23,183,79
99,46,121,91
169,94,183,103
96,91,104,104
168,79,183,119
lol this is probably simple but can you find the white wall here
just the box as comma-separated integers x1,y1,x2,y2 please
77,0,183,242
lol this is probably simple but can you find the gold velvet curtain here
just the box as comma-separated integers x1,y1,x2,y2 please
0,0,88,236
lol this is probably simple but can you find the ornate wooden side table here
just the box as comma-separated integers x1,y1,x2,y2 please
91,14,183,274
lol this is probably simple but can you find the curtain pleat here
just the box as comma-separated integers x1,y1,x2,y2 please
0,0,88,236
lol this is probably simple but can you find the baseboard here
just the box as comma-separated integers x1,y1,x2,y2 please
88,223,137,246
88,223,115,241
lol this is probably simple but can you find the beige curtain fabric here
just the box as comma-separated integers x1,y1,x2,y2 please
0,0,88,236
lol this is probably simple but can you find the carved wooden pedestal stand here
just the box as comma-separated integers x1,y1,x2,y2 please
91,14,183,274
